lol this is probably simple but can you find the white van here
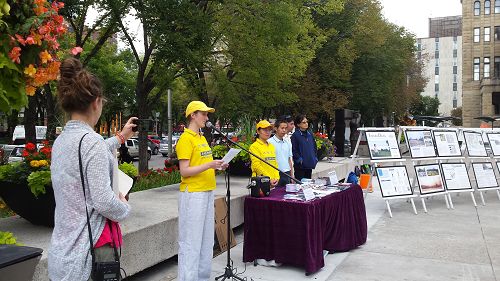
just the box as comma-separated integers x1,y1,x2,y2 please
12,125,47,145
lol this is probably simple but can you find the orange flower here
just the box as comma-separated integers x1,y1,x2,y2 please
38,25,49,35
24,64,37,77
34,5,48,16
39,50,52,64
26,85,37,96
8,47,21,64
15,34,26,46
31,33,43,45
25,36,35,45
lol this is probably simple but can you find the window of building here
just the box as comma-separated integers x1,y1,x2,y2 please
486,0,492,14
453,96,458,108
435,51,439,59
494,93,500,114
435,37,439,42
435,67,439,75
496,0,500,13
453,49,458,58
453,66,458,74
474,57,480,81
485,57,491,78
453,83,458,91
495,57,500,78
435,91,439,98
475,1,481,15
435,42,439,50
435,83,439,91
495,26,500,40
454,74,458,82
474,27,481,42
453,35,458,42
485,27,491,41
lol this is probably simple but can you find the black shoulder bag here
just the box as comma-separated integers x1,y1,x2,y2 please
79,133,121,281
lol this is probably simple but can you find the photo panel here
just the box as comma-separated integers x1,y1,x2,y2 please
463,131,487,157
432,130,462,157
405,130,436,158
414,164,446,195
365,131,401,160
487,133,500,156
440,163,472,191
472,162,499,189
375,166,413,198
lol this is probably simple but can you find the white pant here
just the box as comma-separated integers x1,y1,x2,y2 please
178,189,215,281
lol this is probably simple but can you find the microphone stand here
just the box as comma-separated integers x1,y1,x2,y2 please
210,122,301,281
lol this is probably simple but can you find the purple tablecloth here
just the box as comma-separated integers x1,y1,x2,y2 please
242,185,367,274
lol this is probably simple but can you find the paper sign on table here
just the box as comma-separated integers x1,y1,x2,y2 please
328,171,339,185
221,148,241,165
302,187,316,201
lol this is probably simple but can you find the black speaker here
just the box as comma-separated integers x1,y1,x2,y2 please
334,109,346,157
247,176,271,197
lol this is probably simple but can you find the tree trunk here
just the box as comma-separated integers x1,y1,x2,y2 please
24,93,39,144
45,85,57,141
137,86,149,173
7,110,19,143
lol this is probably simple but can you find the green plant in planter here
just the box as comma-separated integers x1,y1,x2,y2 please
0,142,52,196
314,132,336,157
119,162,138,178
0,231,20,245
211,144,229,159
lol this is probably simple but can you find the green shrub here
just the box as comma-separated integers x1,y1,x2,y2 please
119,162,138,178
131,169,181,192
27,170,51,197
0,231,19,245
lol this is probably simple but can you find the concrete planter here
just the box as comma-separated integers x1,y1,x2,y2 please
0,181,55,227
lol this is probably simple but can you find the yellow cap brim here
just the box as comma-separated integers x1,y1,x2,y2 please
185,107,215,117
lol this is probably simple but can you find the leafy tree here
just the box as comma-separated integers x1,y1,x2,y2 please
451,107,462,126
409,95,440,117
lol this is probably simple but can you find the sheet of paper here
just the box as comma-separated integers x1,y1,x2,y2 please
221,148,241,165
328,171,339,185
302,187,316,201
117,169,134,195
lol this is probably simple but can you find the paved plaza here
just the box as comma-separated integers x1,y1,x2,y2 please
127,181,500,281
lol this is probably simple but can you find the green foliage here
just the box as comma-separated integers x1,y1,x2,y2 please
211,144,228,159
212,141,252,163
410,96,440,117
0,231,19,245
27,170,51,198
451,107,462,126
132,169,181,192
0,52,27,113
0,162,29,183
119,162,138,178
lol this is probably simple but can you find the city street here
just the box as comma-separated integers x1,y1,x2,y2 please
132,154,167,170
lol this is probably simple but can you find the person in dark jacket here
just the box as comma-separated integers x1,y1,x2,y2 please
291,115,318,180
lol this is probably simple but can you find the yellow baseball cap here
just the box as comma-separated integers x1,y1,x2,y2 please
256,120,272,130
185,101,215,117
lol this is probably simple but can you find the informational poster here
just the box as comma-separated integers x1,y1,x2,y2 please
405,130,436,158
472,162,499,188
433,130,462,157
365,131,401,160
463,131,487,157
414,164,446,195
487,133,500,156
440,163,472,191
375,166,413,198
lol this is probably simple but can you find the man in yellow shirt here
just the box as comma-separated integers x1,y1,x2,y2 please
249,120,280,187
176,101,227,281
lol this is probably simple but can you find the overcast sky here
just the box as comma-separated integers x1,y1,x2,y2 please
379,0,463,38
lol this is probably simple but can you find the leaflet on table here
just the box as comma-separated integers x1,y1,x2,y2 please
302,187,316,201
221,148,241,165
328,171,339,185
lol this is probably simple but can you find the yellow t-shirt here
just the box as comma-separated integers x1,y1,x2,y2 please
249,138,280,180
176,128,216,192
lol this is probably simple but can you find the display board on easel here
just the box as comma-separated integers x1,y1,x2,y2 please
414,164,446,195
471,162,498,189
486,133,500,156
440,163,473,191
433,130,462,157
365,131,401,160
405,129,437,158
375,166,413,198
463,131,488,157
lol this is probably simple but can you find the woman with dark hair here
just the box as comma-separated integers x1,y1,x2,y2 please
291,115,318,180
49,57,136,281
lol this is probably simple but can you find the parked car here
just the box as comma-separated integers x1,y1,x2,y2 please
8,145,25,163
132,137,159,155
159,137,179,157
123,139,152,160
148,135,161,145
